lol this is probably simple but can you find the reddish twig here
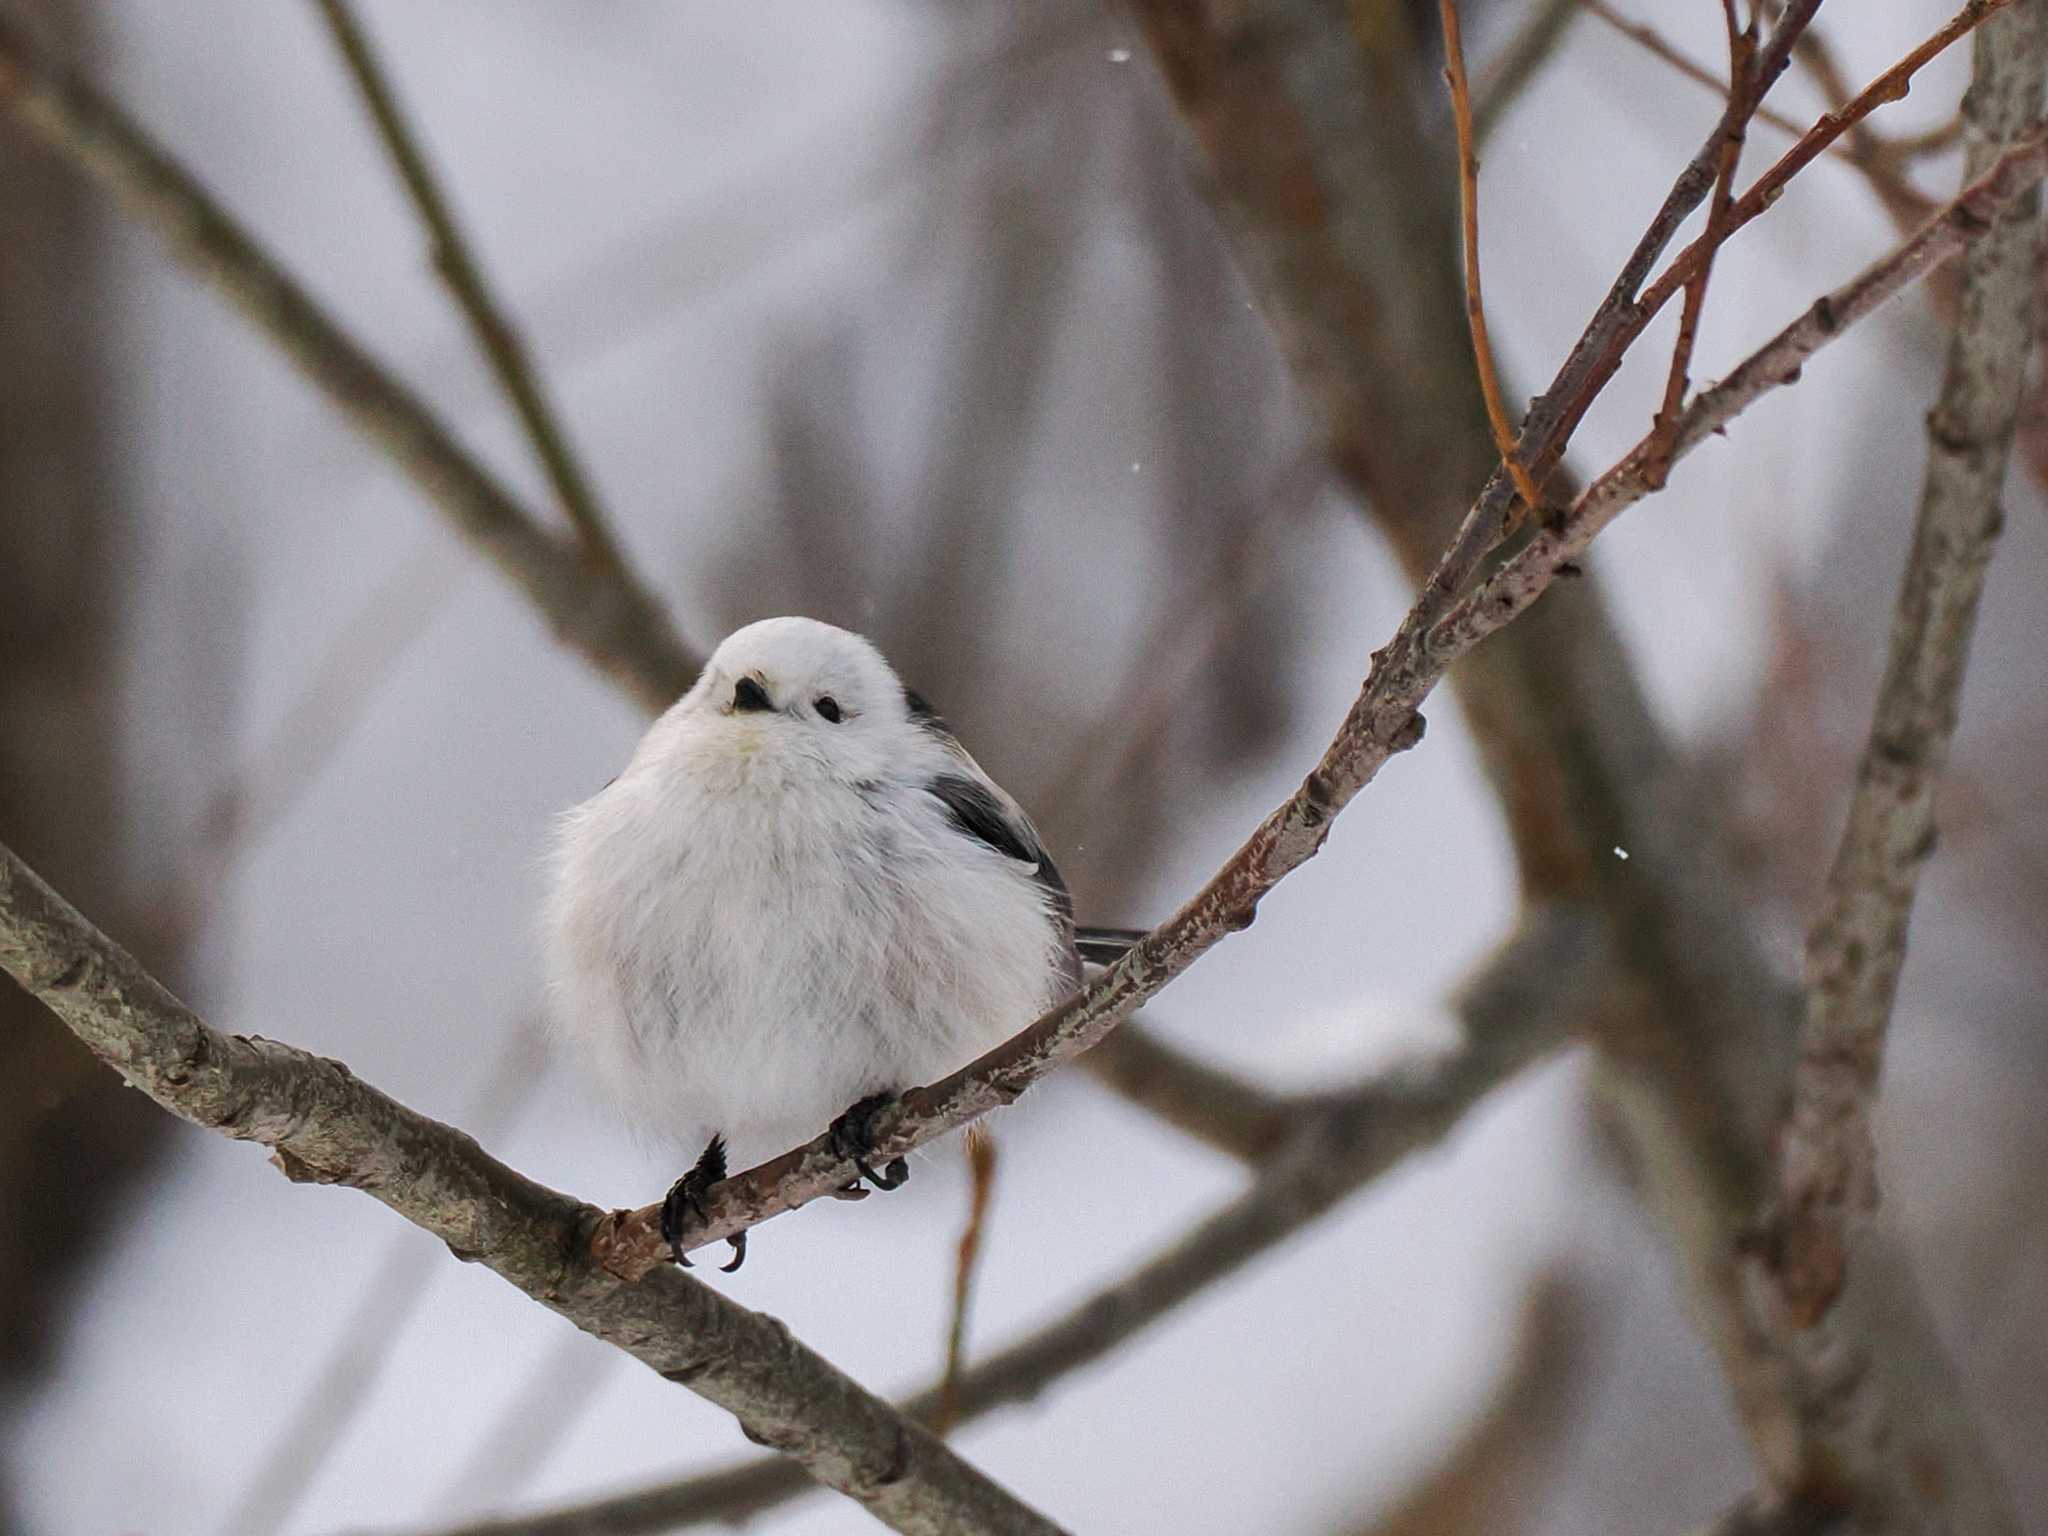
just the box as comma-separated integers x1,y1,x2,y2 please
1439,0,1544,512
1394,0,1827,634
937,1126,999,1438
1766,2,2047,1332
1647,0,2013,325
1540,0,1998,499
592,124,2048,1278
1645,0,1758,484
1432,128,2048,673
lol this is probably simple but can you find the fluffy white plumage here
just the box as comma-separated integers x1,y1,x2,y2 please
544,616,1080,1175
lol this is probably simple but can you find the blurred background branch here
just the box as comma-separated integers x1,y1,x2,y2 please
313,0,629,580
0,2,2043,1533
0,10,696,713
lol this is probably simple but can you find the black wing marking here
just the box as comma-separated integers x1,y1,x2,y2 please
926,771,1076,928
928,773,1038,866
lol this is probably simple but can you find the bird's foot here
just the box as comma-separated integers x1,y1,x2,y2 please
661,1134,747,1272
829,1092,910,1193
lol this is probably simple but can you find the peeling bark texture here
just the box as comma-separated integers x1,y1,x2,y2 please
0,845,1064,1536
392,908,1610,1536
0,13,697,717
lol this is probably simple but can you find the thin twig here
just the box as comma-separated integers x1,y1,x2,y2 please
1440,0,1544,512
1544,0,2004,503
0,14,698,715
937,1126,998,1437
1429,125,2048,676
385,908,1607,1536
0,843,1065,1536
313,0,629,578
0,10,1307,1185
1794,25,1965,164
1580,0,1939,235
1632,0,2016,348
1645,1,1758,484
593,125,2048,1279
6,127,2033,1536
1580,1,1803,141
1764,0,2047,1331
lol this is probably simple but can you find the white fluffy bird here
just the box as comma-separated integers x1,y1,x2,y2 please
545,616,1136,1270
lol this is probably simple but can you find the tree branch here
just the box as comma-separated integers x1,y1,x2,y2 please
585,135,2048,1276
312,0,630,579
1767,0,2047,1332
1629,0,2016,338
1644,1,1756,486
1578,0,1938,231
1439,0,1543,510
0,12,697,716
391,906,1608,1536
1430,126,2048,669
1736,11,2046,1529
0,844,1063,1536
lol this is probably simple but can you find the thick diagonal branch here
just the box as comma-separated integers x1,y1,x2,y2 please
0,845,1062,1536
397,906,1608,1536
3,123,2032,1536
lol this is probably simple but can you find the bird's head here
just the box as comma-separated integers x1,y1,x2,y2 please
664,616,918,787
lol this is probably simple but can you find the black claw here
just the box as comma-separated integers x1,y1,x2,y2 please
720,1231,747,1273
828,1092,911,1193
660,1134,730,1269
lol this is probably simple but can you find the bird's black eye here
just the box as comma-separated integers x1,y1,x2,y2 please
814,696,843,724
732,676,773,713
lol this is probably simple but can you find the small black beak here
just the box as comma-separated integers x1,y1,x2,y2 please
732,675,773,713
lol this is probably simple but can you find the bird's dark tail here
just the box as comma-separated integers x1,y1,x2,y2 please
1074,926,1148,966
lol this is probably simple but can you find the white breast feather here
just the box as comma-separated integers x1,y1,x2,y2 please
544,698,1067,1170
